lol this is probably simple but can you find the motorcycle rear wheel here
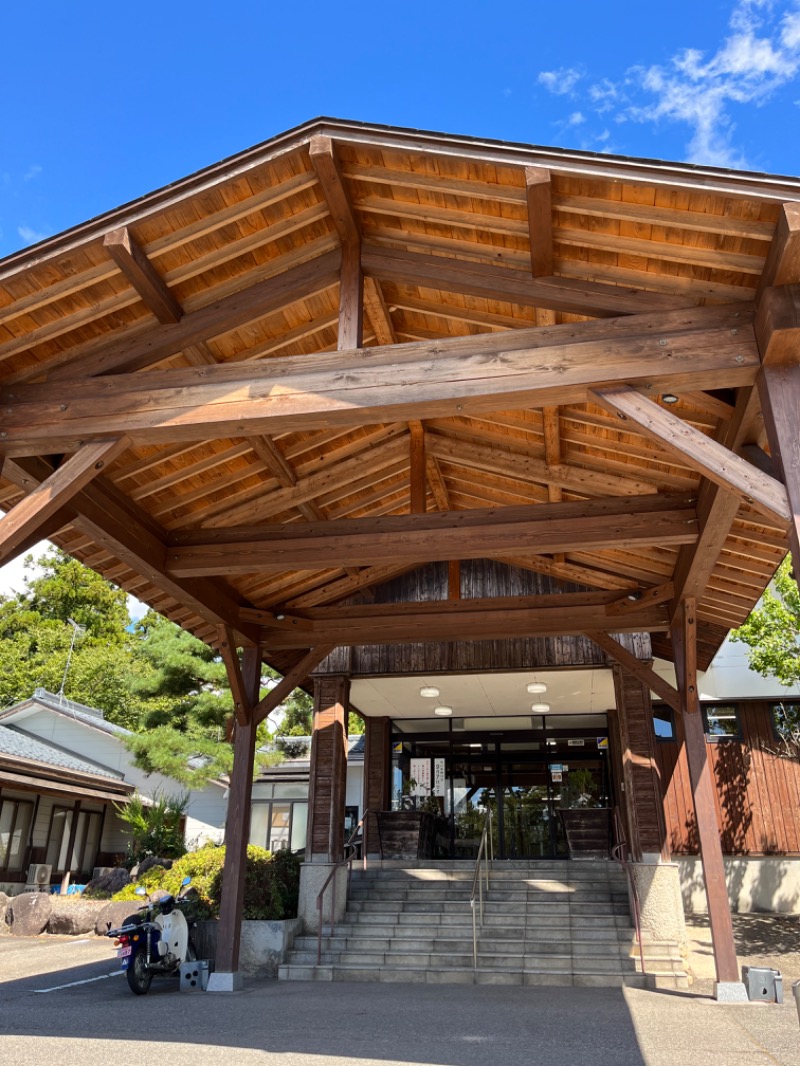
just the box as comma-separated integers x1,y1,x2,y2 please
126,950,153,995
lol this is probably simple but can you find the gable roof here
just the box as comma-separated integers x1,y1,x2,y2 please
0,723,125,779
0,688,132,739
0,118,796,675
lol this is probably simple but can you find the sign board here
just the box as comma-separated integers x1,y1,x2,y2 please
567,738,585,747
597,737,609,750
549,763,564,773
551,771,563,783
410,758,432,797
392,742,404,754
433,758,446,797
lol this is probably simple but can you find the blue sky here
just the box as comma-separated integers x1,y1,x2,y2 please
1,0,799,599
2,0,800,261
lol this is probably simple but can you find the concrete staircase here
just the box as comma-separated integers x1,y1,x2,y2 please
279,860,688,987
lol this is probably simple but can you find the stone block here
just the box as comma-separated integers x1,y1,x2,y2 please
8,892,52,936
48,899,98,936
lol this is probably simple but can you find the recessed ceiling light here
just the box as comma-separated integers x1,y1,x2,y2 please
531,702,551,713
434,706,452,716
526,682,547,694
420,686,440,698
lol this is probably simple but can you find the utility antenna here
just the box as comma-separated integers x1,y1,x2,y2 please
58,618,85,702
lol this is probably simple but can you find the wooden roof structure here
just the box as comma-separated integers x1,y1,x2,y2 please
1,117,799,683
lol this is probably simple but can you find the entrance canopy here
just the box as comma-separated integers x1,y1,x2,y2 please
0,118,798,681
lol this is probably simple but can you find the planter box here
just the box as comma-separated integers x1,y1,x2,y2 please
193,918,302,978
558,807,612,859
376,811,438,860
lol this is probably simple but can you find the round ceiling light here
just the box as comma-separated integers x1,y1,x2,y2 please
434,706,453,716
531,702,551,713
526,682,547,695
419,686,440,698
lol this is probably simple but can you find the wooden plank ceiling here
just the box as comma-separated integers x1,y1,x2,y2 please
0,118,797,670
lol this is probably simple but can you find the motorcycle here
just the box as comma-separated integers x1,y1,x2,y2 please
106,875,198,995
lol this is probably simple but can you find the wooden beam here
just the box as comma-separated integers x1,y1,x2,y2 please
46,249,341,380
4,455,261,645
756,202,800,300
448,559,461,601
251,644,336,726
104,227,183,325
362,244,698,317
363,276,396,345
309,136,364,351
284,563,416,608
1,304,759,455
166,494,699,576
605,581,674,618
758,364,800,565
215,644,261,977
542,405,563,510
670,385,763,612
671,598,741,991
425,455,451,511
588,631,680,712
755,283,800,365
525,167,553,277
409,422,426,514
247,595,670,650
219,626,252,727
592,386,790,525
0,438,127,566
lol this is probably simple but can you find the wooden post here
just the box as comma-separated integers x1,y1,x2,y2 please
758,364,800,565
213,644,261,987
59,800,82,895
611,666,668,862
363,716,392,857
307,675,349,862
671,599,743,996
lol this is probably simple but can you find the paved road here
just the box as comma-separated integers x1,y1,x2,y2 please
1,936,798,1066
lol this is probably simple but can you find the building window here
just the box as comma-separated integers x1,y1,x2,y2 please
45,806,103,876
652,706,675,741
0,797,35,873
703,704,740,741
771,701,800,744
249,800,308,853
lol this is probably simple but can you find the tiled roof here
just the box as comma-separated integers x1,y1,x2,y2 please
0,723,125,780
0,688,132,737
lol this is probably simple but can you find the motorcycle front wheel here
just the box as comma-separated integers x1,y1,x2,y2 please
126,950,153,995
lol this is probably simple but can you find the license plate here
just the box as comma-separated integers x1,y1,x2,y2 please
118,946,132,958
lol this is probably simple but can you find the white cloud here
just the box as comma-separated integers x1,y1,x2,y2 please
538,66,583,95
22,164,42,182
545,1,800,168
0,541,49,599
567,111,586,125
17,224,49,245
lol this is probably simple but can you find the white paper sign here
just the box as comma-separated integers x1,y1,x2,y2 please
410,758,432,796
433,758,446,797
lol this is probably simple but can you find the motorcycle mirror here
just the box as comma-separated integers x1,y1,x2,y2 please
135,887,146,896
181,876,191,887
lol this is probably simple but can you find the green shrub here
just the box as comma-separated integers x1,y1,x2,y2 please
112,843,301,920
114,792,188,864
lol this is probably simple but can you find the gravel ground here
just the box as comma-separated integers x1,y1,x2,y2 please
686,912,800,994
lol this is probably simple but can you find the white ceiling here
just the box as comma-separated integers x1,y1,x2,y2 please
350,668,616,720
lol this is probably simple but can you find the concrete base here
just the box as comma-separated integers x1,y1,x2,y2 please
793,980,800,1025
629,861,688,950
206,971,243,993
298,862,349,934
193,917,302,978
713,981,749,1003
678,856,800,914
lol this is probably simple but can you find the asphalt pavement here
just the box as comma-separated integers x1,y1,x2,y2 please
1,936,798,1066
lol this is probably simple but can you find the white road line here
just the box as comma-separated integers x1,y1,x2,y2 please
33,970,124,993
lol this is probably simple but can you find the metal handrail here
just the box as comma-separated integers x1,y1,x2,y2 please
316,808,370,965
469,808,494,969
611,806,646,976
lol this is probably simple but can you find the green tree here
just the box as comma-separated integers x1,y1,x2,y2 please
731,555,800,687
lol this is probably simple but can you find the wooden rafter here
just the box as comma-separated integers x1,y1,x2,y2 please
104,227,183,325
587,631,680,712
0,438,127,566
4,455,261,645
251,644,336,725
591,386,790,525
525,167,553,278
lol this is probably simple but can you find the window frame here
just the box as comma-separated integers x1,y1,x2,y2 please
702,703,741,742
651,704,676,742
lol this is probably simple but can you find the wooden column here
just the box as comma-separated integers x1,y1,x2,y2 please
215,645,261,978
363,716,392,857
612,666,668,861
671,598,740,988
307,675,350,862
758,364,800,565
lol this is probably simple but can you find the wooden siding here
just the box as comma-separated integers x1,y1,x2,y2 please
363,716,392,856
656,700,800,855
307,675,349,861
317,559,652,676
